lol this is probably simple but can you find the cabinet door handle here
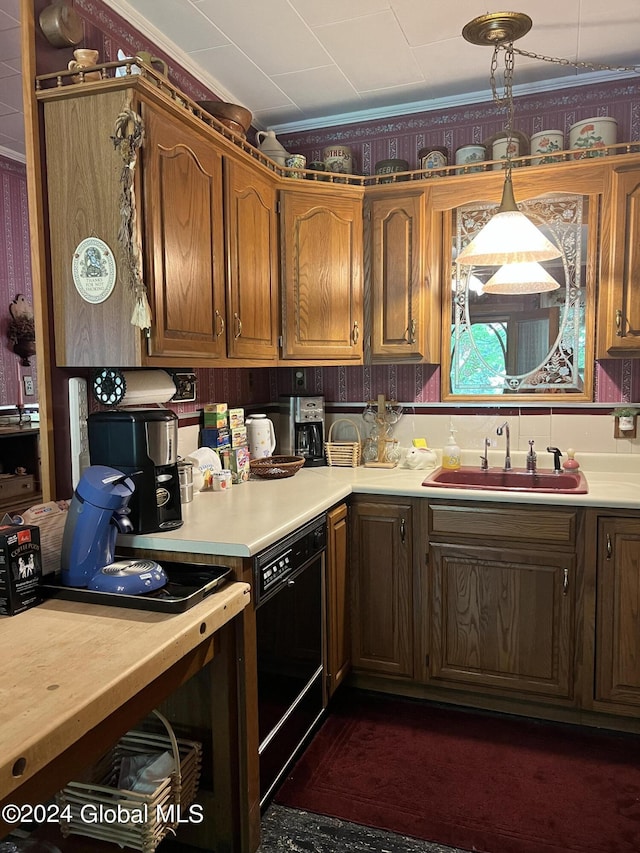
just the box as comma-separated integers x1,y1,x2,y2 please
606,533,612,559
405,318,417,345
400,517,406,543
215,310,225,338
234,312,243,339
562,568,569,596
352,321,360,345
616,308,624,337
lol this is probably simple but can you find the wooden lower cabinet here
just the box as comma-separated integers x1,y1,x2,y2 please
428,542,575,700
595,516,640,711
326,503,350,697
350,497,414,678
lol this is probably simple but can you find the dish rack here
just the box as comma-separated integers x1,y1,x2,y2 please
325,419,362,467
55,710,202,853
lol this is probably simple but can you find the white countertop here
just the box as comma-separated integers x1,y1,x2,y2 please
119,456,640,559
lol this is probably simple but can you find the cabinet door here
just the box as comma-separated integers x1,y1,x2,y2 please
429,543,575,700
595,517,640,708
326,503,350,697
280,189,363,361
367,189,428,361
224,158,279,360
143,104,227,361
598,166,640,357
351,499,413,678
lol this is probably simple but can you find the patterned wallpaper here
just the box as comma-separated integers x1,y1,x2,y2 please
0,155,37,408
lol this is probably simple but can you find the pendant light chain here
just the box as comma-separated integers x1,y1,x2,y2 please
490,44,515,179
512,45,640,75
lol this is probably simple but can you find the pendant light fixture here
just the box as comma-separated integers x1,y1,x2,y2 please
456,12,562,270
483,262,560,295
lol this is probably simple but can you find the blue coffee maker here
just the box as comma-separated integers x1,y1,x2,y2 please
60,465,167,594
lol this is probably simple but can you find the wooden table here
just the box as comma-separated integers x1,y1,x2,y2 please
0,582,251,850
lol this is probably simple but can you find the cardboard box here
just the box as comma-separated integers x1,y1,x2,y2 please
203,403,228,414
228,408,245,428
200,427,231,450
231,425,248,448
221,446,251,483
203,411,228,428
0,524,42,616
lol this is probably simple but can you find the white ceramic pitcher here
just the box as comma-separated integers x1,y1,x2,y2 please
246,414,276,459
256,130,289,166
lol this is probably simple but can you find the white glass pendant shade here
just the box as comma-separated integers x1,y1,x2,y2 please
457,176,562,266
483,261,561,294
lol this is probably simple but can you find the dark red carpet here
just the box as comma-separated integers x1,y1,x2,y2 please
275,691,640,853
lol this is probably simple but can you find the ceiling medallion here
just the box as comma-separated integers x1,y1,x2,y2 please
462,12,532,47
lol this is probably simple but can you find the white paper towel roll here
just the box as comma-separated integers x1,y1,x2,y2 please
121,370,176,406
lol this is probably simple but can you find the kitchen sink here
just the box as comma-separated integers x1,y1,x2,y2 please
423,466,588,494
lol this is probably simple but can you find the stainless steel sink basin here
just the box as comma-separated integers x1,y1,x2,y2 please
423,466,588,494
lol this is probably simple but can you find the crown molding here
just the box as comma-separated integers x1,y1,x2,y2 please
0,145,25,164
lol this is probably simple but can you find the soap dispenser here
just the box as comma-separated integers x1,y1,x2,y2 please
442,426,461,470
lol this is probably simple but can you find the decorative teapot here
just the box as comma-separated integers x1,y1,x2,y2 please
256,130,289,166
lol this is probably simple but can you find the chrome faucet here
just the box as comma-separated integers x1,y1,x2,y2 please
480,437,490,470
496,421,511,470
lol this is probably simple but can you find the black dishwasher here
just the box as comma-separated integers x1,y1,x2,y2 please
253,514,327,806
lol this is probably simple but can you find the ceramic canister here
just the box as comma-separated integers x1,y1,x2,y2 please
455,144,486,173
491,136,520,170
374,158,409,183
285,153,306,178
418,146,448,177
530,130,565,166
323,145,353,174
569,117,617,159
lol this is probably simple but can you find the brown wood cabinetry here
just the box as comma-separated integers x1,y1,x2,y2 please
365,187,438,362
426,503,577,702
326,503,350,697
350,497,414,678
594,516,640,711
142,103,227,361
280,186,364,362
224,158,279,361
598,164,640,357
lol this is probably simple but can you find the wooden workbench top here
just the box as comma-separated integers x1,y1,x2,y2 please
0,581,250,803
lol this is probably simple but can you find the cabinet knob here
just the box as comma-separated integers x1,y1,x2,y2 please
234,312,243,339
562,567,569,595
352,321,360,345
606,533,612,559
400,517,406,543
616,308,624,337
405,318,417,345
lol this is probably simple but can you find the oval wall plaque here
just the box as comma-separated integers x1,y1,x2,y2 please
72,237,117,304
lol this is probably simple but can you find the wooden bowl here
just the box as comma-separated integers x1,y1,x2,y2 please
249,455,305,479
197,101,253,133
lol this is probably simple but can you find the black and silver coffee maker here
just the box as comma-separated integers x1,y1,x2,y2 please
279,395,325,466
87,408,183,533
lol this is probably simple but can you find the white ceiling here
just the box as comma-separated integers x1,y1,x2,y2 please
1,0,640,161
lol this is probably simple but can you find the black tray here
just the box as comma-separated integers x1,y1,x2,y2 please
40,562,233,613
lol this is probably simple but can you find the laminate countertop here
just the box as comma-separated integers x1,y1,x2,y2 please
119,454,640,558
0,580,251,805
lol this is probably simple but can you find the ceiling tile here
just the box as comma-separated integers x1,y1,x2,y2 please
316,10,423,93
291,0,390,28
195,0,332,75
189,43,293,110
272,65,362,114
125,0,230,52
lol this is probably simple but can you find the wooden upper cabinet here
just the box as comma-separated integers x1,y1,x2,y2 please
366,188,431,361
44,90,145,367
280,187,364,362
598,164,640,357
142,103,226,361
224,158,279,361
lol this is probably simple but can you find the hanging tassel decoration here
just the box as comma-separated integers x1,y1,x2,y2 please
112,105,152,330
